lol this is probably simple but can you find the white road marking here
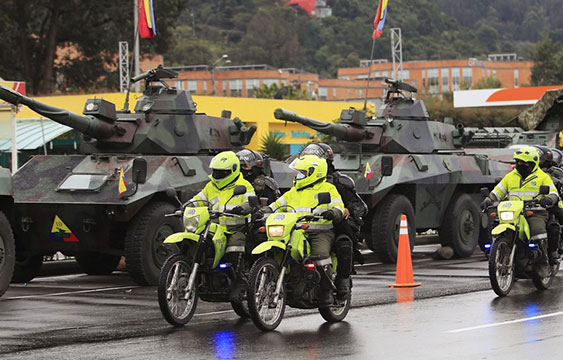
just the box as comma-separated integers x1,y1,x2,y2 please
1,285,140,300
194,310,234,317
446,310,563,333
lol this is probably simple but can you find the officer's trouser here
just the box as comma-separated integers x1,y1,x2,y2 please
306,229,335,259
225,224,247,253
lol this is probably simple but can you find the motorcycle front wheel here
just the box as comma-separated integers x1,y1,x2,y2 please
319,278,352,322
489,237,515,297
158,254,199,327
532,262,560,290
247,257,286,331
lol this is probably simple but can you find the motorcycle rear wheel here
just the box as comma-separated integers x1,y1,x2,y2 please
158,254,198,327
489,237,514,297
247,257,286,331
532,262,560,290
319,278,352,322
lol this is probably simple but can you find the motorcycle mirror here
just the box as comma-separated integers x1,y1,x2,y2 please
317,192,331,205
248,195,259,208
233,185,247,196
480,187,490,198
165,188,176,198
539,185,550,195
480,212,489,229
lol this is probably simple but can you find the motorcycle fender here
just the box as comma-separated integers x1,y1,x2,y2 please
163,232,199,244
491,223,515,236
251,241,286,255
520,219,531,241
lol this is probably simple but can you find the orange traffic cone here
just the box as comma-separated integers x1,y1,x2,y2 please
388,215,421,288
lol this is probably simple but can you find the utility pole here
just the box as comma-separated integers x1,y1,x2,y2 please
391,28,403,81
119,41,130,93
210,54,229,96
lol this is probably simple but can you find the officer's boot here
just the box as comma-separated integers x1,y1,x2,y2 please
536,239,550,278
225,251,244,300
317,262,334,307
334,236,353,300
547,222,560,265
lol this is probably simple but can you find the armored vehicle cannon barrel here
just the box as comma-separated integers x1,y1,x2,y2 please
274,108,373,142
0,84,116,139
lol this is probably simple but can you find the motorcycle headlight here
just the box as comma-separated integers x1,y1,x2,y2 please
500,211,514,221
184,215,200,232
267,225,284,237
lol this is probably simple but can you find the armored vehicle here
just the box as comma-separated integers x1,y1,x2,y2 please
274,79,515,262
0,167,15,296
0,66,293,285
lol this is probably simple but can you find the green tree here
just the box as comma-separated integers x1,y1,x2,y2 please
0,0,186,94
530,34,563,85
473,76,502,89
259,131,288,161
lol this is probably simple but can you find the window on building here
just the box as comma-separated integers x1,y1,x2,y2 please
318,87,327,100
222,80,227,95
359,89,362,98
492,70,497,79
187,80,197,93
428,68,439,94
462,67,473,89
514,69,519,88
203,81,207,93
398,70,410,80
175,81,184,90
229,79,242,96
332,88,337,98
246,79,260,97
452,68,461,91
422,70,426,91
441,68,449,92
263,78,279,87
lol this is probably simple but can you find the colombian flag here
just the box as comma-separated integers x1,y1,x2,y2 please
372,0,388,39
364,162,373,180
118,168,128,198
138,0,156,39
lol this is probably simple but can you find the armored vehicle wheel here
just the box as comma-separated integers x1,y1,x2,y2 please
125,202,182,285
439,194,479,258
369,194,415,263
0,211,15,296
75,252,121,276
11,253,43,283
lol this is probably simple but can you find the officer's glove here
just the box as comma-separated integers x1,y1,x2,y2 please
480,197,493,211
540,197,554,208
231,206,246,215
321,210,335,220
251,208,264,221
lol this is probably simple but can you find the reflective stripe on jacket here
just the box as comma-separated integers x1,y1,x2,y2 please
192,175,255,226
269,180,344,228
491,168,559,202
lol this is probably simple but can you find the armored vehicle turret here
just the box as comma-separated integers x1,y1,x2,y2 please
0,66,294,285
0,168,15,296
275,79,514,262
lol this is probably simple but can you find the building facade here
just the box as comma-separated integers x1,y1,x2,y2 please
168,55,532,102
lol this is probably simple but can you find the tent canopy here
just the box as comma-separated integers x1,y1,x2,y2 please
0,118,72,151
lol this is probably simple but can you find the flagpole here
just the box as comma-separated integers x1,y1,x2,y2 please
134,0,140,93
363,36,376,111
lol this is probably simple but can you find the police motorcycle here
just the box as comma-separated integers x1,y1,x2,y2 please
246,192,351,331
158,185,258,326
481,186,560,297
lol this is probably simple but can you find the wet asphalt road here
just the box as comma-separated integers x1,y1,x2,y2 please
2,245,563,359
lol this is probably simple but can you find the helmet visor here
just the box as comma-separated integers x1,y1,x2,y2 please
295,170,308,180
237,150,255,167
212,169,231,180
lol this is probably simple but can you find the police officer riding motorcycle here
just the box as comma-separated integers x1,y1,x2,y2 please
236,149,280,205
300,143,368,299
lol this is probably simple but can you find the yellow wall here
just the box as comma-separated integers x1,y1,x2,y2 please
16,93,366,151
